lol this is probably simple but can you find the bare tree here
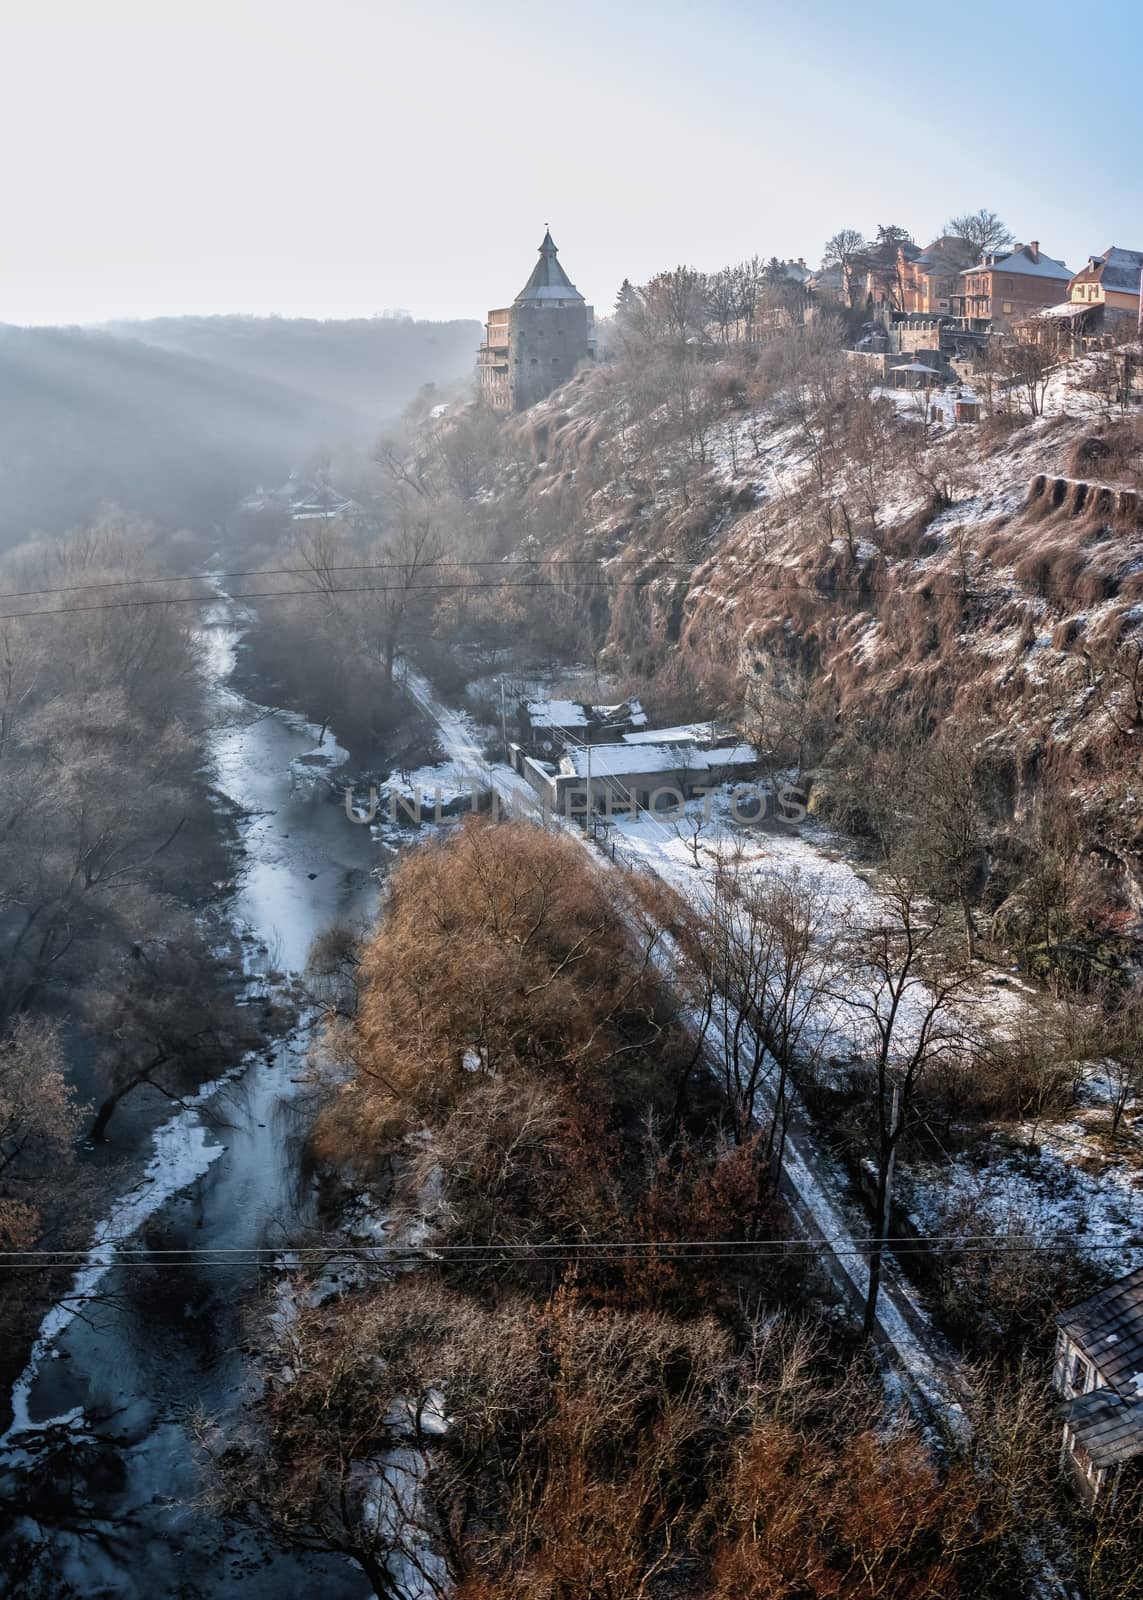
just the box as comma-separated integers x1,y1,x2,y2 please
893,733,988,962
707,267,743,346
822,228,868,307
1000,333,1057,418
674,864,839,1159
744,667,839,781
865,224,914,312
1099,982,1143,1138
840,870,971,1334
640,265,711,352
945,209,1013,258
297,514,444,690
85,927,255,1141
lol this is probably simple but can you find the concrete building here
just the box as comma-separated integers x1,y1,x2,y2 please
517,741,760,819
478,231,595,413
517,696,646,755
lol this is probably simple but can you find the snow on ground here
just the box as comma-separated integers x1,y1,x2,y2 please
4,1086,232,1440
399,661,545,818
605,788,1143,1285
602,787,987,1066
901,1117,1143,1280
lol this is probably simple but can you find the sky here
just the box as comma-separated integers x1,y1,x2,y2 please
3,0,1142,327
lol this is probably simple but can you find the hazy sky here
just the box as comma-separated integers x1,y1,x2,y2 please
4,0,1141,327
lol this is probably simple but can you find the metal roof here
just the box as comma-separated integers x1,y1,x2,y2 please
1073,247,1143,295
515,231,585,304
1061,1388,1143,1469
960,244,1072,281
1058,1265,1143,1396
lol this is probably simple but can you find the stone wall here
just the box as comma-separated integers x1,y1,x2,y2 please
509,301,592,410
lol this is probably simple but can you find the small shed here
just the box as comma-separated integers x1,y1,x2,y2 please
955,398,981,423
1054,1265,1143,1502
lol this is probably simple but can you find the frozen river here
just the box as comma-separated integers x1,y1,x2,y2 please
0,594,378,1598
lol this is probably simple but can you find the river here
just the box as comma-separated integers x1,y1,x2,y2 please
1,595,378,1598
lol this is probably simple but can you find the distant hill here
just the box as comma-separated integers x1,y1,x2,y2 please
0,315,478,544
108,314,480,431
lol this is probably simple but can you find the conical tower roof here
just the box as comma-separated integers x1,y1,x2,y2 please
515,229,584,303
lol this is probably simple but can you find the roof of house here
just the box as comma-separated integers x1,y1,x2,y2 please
241,474,361,519
1061,1388,1143,1469
595,698,646,727
705,744,760,768
1072,247,1143,295
525,697,644,731
1039,300,1097,320
913,236,978,272
560,742,758,780
525,698,590,729
961,244,1072,281
1058,1265,1143,1396
515,231,585,304
561,744,707,779
622,722,721,746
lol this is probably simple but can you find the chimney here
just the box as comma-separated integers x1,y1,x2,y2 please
1029,240,1040,262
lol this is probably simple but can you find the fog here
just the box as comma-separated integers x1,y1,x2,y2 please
0,315,478,542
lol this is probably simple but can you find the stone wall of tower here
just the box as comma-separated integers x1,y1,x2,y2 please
508,300,592,411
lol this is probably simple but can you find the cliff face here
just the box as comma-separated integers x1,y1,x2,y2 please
492,357,1140,714
423,345,1143,945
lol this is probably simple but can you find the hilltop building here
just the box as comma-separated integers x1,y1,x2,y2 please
478,231,595,412
899,236,979,315
1067,246,1143,320
954,241,1072,330
1030,246,1143,351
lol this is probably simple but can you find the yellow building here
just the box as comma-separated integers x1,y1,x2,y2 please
1066,247,1143,323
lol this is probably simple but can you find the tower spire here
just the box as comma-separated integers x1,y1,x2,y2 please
515,228,583,303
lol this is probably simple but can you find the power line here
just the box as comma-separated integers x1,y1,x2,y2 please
0,557,695,603
0,571,1131,624
0,578,700,623
0,1233,1134,1271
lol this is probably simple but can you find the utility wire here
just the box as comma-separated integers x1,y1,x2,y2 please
0,1234,1134,1269
0,557,695,602
0,578,708,623
0,571,1130,623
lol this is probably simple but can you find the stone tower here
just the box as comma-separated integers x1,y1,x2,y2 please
478,231,594,412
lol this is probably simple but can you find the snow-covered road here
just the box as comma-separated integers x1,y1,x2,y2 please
399,661,543,817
